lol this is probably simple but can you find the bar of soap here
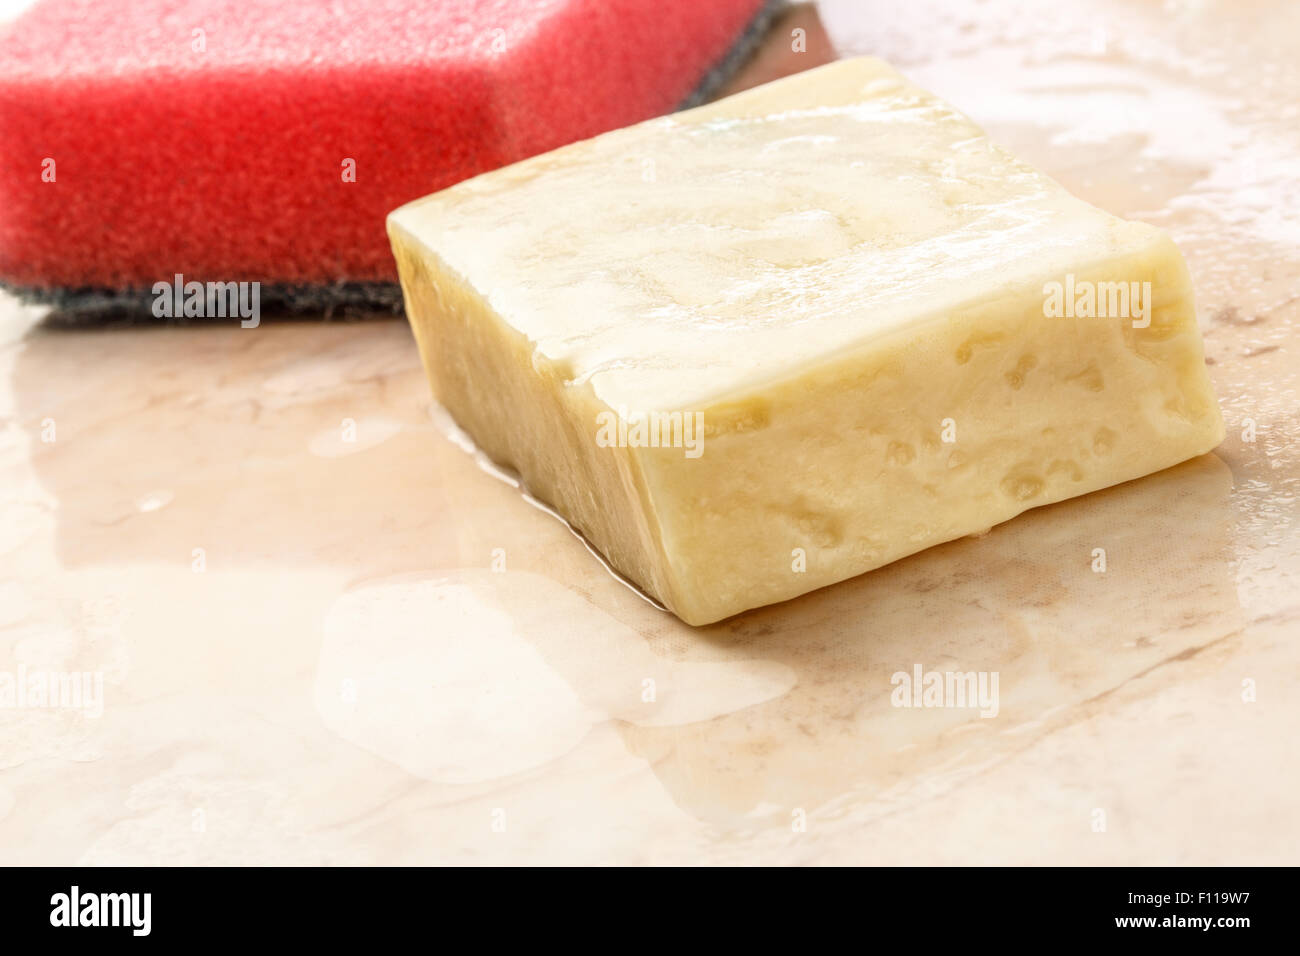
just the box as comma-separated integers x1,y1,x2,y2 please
388,57,1224,626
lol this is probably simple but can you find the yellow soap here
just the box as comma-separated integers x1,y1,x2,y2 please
388,57,1224,625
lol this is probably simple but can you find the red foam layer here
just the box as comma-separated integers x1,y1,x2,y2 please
0,0,765,289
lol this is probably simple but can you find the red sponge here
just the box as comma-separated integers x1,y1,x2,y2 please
0,0,773,303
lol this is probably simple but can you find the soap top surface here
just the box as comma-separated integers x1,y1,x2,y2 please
390,57,1164,412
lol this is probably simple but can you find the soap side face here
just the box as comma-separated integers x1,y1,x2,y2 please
388,57,1224,625
630,235,1223,623
389,230,675,609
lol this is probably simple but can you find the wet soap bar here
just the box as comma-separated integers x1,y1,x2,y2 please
388,57,1224,625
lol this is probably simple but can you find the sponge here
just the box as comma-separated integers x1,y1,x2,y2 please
0,0,780,316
